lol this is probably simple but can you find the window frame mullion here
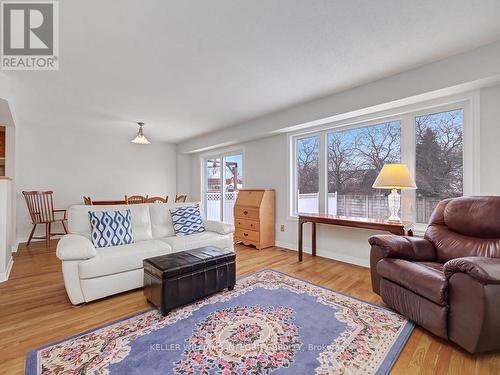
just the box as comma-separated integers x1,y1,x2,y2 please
319,133,327,214
400,114,415,223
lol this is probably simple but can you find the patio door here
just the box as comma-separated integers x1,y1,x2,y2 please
203,153,243,224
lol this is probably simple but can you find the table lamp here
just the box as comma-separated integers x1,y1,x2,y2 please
372,163,416,223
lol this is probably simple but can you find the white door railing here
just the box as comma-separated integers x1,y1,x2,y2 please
205,191,238,223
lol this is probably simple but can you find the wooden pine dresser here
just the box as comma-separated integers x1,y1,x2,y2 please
233,189,275,249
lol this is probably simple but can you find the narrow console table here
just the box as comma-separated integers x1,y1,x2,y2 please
297,213,413,261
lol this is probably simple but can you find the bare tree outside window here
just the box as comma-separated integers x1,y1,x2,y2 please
415,109,463,223
327,122,401,219
293,108,464,221
296,136,320,213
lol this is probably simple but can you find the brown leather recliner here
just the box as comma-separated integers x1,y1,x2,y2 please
369,196,500,354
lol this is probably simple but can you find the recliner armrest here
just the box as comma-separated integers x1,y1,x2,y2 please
368,235,436,261
202,220,235,235
56,234,97,261
444,257,500,284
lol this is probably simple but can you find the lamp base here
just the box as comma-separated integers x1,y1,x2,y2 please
386,218,403,224
386,188,401,224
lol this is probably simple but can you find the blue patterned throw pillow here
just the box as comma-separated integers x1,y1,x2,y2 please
89,210,134,248
170,204,205,236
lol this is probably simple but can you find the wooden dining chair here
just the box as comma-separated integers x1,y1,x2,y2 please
22,191,68,247
83,196,93,205
92,199,127,205
125,195,148,204
175,194,187,203
145,196,168,203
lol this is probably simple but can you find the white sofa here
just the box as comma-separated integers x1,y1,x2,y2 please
56,202,234,305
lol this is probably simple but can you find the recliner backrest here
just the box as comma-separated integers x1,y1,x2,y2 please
424,196,500,262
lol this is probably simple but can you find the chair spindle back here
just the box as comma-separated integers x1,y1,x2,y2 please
125,195,147,204
23,191,56,224
175,194,187,203
145,196,168,203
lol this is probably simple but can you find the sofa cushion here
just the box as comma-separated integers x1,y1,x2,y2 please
170,204,205,236
377,259,448,305
149,204,175,238
149,202,206,239
68,204,153,241
158,232,230,252
79,240,172,279
89,210,134,248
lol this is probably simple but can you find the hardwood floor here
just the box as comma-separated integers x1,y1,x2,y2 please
1,241,499,374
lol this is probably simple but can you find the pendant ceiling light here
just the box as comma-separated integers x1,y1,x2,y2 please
131,122,151,145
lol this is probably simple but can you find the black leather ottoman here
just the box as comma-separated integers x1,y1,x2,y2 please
143,246,236,315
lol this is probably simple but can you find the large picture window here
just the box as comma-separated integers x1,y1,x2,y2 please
296,136,320,214
327,121,401,219
415,109,463,223
290,98,473,228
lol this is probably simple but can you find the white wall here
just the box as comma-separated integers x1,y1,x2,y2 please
176,153,192,197
180,85,500,267
479,85,500,195
16,126,177,241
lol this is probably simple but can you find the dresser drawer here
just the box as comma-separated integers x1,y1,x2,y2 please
234,206,259,220
235,218,260,232
235,228,260,243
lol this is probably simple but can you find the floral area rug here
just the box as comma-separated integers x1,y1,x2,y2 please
26,269,413,374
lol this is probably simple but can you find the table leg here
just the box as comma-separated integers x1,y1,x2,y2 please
298,219,303,262
312,222,316,257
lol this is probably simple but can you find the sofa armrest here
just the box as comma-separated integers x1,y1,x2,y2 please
56,234,97,261
203,220,235,235
444,257,500,284
368,235,436,261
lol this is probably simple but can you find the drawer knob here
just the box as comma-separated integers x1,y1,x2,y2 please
243,211,248,215
244,233,248,237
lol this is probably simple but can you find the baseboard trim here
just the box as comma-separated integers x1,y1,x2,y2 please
275,240,369,268
16,236,27,249
0,256,13,282
12,239,20,253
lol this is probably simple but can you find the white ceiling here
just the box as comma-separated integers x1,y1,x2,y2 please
6,0,500,143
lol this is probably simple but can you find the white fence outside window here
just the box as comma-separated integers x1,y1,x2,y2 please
207,192,388,222
205,191,238,223
298,192,440,222
206,191,440,223
298,192,387,218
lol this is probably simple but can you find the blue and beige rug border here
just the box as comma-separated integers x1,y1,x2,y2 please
26,268,414,375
